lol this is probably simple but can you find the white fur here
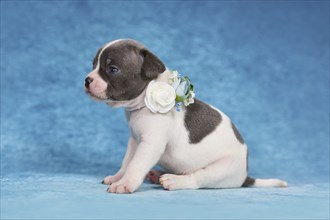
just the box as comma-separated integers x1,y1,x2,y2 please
85,70,108,99
102,69,249,193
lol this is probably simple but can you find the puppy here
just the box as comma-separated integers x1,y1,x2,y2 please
85,39,287,194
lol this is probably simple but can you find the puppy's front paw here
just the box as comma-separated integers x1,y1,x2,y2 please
107,179,140,194
101,174,123,185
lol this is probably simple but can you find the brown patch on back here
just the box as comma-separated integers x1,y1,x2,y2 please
184,99,222,144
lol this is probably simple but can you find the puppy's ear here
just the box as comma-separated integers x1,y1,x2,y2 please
140,48,165,79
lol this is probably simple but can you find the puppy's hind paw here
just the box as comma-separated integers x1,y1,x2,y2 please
146,170,164,184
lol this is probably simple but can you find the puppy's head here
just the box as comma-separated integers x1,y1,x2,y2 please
84,39,165,102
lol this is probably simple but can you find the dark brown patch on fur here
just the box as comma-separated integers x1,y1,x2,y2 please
184,99,222,144
140,48,166,79
231,122,244,144
95,39,165,101
242,176,255,187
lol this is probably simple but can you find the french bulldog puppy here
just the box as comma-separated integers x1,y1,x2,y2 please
85,39,287,194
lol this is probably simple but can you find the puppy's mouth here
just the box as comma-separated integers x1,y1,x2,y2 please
85,89,108,102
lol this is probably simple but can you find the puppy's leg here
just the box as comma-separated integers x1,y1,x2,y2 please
102,137,137,185
160,155,247,190
108,138,167,193
146,170,165,184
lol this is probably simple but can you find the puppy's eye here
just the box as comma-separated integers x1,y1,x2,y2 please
108,66,119,74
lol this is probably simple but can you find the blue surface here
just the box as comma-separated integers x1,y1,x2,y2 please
1,1,329,219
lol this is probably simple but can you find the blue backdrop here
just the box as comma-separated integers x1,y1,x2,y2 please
1,1,329,219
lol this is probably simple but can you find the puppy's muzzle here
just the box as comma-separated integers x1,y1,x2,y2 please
85,77,93,89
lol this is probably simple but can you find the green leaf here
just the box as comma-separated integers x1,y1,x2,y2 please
190,84,194,91
175,95,184,102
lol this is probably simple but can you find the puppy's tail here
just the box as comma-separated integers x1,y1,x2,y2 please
242,176,288,187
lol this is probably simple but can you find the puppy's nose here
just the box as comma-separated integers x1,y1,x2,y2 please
85,77,93,88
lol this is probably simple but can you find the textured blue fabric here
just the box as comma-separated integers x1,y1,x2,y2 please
1,1,329,219
2,173,329,219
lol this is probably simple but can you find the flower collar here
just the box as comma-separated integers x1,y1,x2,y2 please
144,70,195,114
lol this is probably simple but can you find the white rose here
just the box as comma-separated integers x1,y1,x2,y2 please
144,80,176,113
